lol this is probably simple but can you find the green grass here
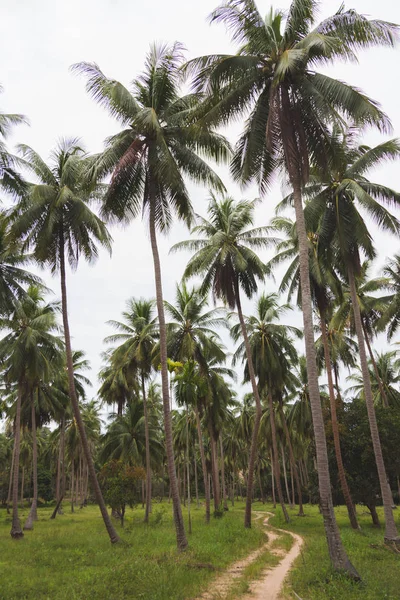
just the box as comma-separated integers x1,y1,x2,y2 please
268,503,400,600
0,501,265,600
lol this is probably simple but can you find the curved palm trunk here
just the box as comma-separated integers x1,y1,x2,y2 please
59,241,120,544
268,393,289,522
11,385,23,538
194,405,210,523
24,397,38,529
219,436,228,511
348,265,399,544
289,169,359,575
362,323,389,409
320,316,359,530
141,372,152,524
279,404,304,516
148,203,187,551
234,280,262,529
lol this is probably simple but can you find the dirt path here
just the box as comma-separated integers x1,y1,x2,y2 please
241,513,303,600
196,511,303,600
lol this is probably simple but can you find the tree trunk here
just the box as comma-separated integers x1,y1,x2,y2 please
269,393,289,522
7,435,16,514
258,466,265,504
148,203,187,551
20,467,24,507
290,463,295,508
320,314,359,530
279,404,304,516
142,479,145,509
59,241,119,544
208,429,220,511
141,372,152,524
234,279,262,528
367,503,381,528
194,452,199,509
271,457,276,508
363,322,389,408
287,157,359,575
281,443,292,508
194,405,210,523
24,397,38,529
10,385,23,538
71,459,75,513
219,436,228,511
186,406,192,534
231,468,235,506
348,264,399,544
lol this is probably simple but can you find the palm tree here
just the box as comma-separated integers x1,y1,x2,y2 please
11,139,119,544
267,216,359,529
74,43,230,551
0,86,27,198
307,131,400,544
232,292,302,520
381,255,400,340
0,286,62,538
187,0,398,573
172,194,270,527
105,298,158,522
347,351,400,409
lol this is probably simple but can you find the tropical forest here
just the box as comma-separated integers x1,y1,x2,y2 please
1,0,400,599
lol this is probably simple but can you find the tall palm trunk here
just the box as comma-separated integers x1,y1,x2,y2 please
186,406,192,534
208,427,220,511
11,385,23,538
347,264,399,544
288,161,359,575
279,404,304,516
219,436,228,510
148,201,187,551
268,393,289,522
320,316,359,529
20,467,24,506
24,396,38,529
51,417,66,519
362,323,389,408
7,433,16,514
271,457,276,508
281,443,292,507
194,452,199,508
194,405,210,523
59,240,120,544
141,372,152,524
71,459,75,513
234,279,262,528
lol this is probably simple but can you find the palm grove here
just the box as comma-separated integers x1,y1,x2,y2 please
1,0,400,580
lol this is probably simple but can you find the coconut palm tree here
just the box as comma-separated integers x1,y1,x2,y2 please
10,139,119,544
381,254,400,340
232,292,302,520
172,194,271,527
187,0,398,572
105,298,158,522
307,131,400,544
267,216,359,529
0,286,62,538
347,351,400,409
0,86,27,198
74,43,230,551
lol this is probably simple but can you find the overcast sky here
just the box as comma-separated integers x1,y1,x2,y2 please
1,0,400,409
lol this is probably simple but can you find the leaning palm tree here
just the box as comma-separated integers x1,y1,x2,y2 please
105,298,158,523
10,139,119,544
186,0,398,573
172,194,271,528
308,131,400,544
0,286,63,538
73,43,230,551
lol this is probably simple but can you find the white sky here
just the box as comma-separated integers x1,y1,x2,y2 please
2,0,400,408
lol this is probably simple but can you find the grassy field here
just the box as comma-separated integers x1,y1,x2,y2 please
0,501,265,600
269,503,400,600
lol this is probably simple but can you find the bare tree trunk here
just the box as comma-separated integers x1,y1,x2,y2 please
281,443,292,508
194,453,199,509
286,150,359,575
231,468,235,507
219,436,228,511
271,457,276,508
279,404,304,516
11,385,23,538
194,405,210,523
363,322,389,408
59,240,119,543
258,465,265,503
320,315,359,530
142,479,145,509
148,200,187,551
7,435,16,514
209,430,220,511
141,372,152,524
70,459,75,513
24,397,38,529
269,393,289,522
367,503,381,528
20,467,24,507
234,279,262,528
348,264,399,544
290,463,295,508
186,407,192,534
